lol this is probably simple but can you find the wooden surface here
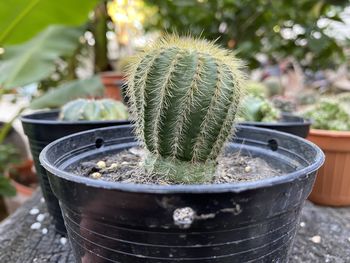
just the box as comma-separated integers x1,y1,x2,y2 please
0,190,349,263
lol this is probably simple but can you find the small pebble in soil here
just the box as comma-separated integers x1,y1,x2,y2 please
110,163,118,169
90,172,102,179
244,166,252,173
40,198,45,203
347,237,350,243
310,235,321,243
42,228,48,235
29,208,39,215
60,237,67,245
36,214,45,222
30,222,41,230
96,161,106,169
300,222,306,227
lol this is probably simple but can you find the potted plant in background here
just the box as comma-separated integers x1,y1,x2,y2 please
240,81,311,138
5,159,36,198
0,144,17,220
0,121,37,215
304,95,350,206
40,35,324,262
21,98,129,234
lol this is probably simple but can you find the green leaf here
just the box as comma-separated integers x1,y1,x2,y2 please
0,0,100,45
29,76,105,109
0,177,16,197
0,25,83,89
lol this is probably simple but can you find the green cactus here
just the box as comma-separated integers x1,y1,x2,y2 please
126,35,246,182
241,95,280,122
59,98,128,121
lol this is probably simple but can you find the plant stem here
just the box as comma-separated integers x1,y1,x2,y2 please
66,45,81,80
0,107,25,144
92,1,111,73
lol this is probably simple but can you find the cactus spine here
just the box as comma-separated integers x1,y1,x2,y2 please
126,35,245,182
59,98,128,121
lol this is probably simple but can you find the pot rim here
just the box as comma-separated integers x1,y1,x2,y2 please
310,128,350,138
40,125,325,194
241,113,312,127
21,109,129,126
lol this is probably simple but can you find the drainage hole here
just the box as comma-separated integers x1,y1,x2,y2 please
267,139,278,151
95,138,104,149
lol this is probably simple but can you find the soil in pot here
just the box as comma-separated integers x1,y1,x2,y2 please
74,147,282,184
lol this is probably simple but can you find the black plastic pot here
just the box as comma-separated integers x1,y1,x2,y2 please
40,125,324,262
21,110,130,234
240,113,311,138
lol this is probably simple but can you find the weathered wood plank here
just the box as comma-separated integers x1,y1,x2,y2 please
0,191,74,263
0,190,349,262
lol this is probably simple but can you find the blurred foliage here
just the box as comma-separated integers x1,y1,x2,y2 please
30,76,104,109
0,25,83,89
0,0,100,45
304,95,350,131
0,144,18,197
245,80,268,97
241,95,280,122
272,96,297,113
145,0,348,69
0,1,111,110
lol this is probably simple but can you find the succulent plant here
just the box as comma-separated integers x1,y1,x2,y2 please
241,95,280,122
246,81,268,98
264,77,283,97
272,96,296,113
59,98,128,121
126,35,246,182
303,98,350,131
336,92,350,105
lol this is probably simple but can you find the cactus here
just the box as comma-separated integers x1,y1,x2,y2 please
241,95,280,122
126,35,245,182
59,98,128,121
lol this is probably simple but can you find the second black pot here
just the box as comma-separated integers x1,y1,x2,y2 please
240,113,311,138
21,110,130,234
40,125,324,262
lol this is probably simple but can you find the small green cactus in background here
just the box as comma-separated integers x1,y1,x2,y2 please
126,35,246,183
59,99,128,121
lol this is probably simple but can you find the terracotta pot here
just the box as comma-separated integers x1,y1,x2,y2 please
101,72,125,101
307,129,350,206
6,160,37,197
